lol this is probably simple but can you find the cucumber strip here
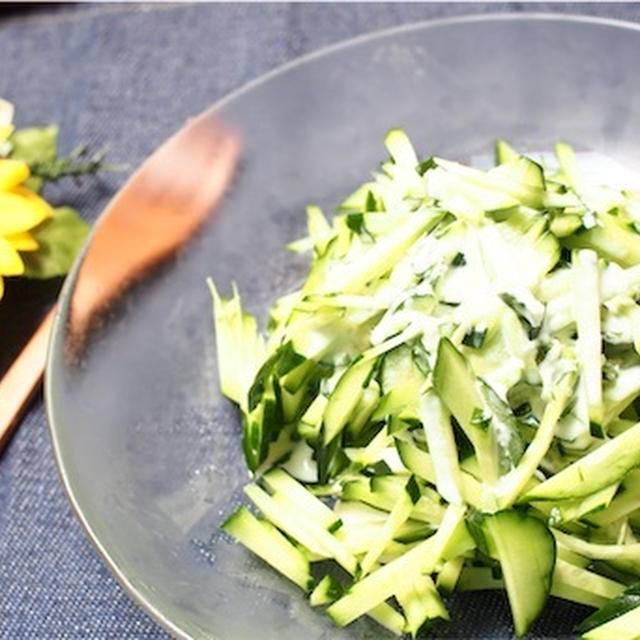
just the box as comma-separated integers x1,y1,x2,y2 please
297,393,327,444
522,421,640,502
554,530,640,576
581,606,640,640
551,578,614,609
336,517,433,555
433,338,499,484
309,575,343,606
419,389,464,505
394,519,436,544
490,156,545,192
394,438,436,481
533,484,619,527
326,505,465,627
555,142,582,189
323,357,376,445
296,293,389,312
209,280,265,411
551,558,625,609
222,506,312,591
427,169,494,222
305,204,333,253
616,519,634,546
244,378,283,471
441,518,476,561
290,205,334,255
335,522,389,555
457,566,504,591
573,249,604,430
360,476,420,575
396,573,449,637
341,478,445,525
346,381,381,439
587,475,640,527
433,157,544,209
338,181,380,212
394,438,485,509
364,324,424,361
378,540,421,564
330,209,443,294
254,423,296,476
494,139,520,165
577,584,640,637
367,603,407,637
436,555,465,596
302,527,424,636
549,256,640,307
344,424,393,467
607,418,637,437
469,509,556,636
262,469,340,531
310,546,410,639
551,213,583,238
384,128,419,167
244,484,358,575
497,372,576,508
557,546,590,568
603,365,640,426
562,210,640,268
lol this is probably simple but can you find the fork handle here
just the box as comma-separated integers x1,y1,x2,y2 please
0,307,54,452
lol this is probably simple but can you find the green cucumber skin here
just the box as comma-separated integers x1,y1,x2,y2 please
581,606,640,640
577,584,640,635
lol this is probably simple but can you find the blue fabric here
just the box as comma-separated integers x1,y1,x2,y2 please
2,3,640,638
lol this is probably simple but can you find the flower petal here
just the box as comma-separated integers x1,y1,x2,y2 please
0,188,52,235
0,125,13,144
0,159,30,190
5,230,38,251
0,235,25,275
0,275,4,300
0,98,14,127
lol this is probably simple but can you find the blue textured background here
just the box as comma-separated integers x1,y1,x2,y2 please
2,3,640,638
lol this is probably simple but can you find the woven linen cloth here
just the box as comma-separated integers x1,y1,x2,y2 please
2,3,640,638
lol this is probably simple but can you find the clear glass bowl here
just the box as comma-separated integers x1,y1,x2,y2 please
47,14,640,639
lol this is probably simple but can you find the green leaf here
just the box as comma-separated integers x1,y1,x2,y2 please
9,125,58,193
462,327,488,349
346,213,365,234
9,125,58,164
29,147,112,183
21,206,90,279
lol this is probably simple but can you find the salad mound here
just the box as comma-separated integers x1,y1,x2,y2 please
211,130,640,638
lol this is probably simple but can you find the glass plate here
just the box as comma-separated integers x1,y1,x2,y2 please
47,14,640,639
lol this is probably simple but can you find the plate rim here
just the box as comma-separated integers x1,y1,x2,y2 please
45,11,640,639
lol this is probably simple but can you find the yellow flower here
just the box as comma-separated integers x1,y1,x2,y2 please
0,99,52,299
0,97,14,142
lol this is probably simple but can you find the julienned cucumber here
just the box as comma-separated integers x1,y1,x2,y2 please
211,130,640,638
